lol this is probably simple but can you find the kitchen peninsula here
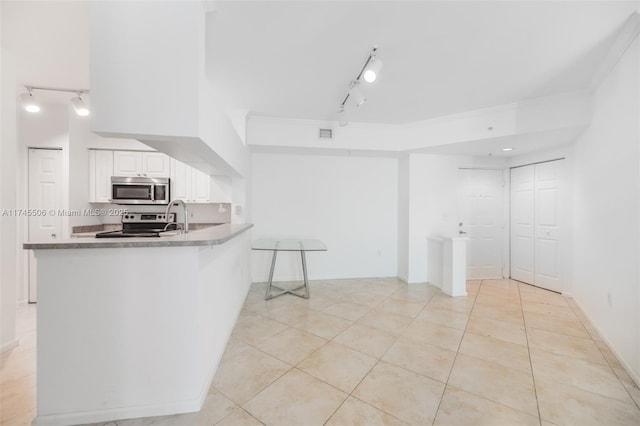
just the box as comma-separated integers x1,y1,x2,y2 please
23,224,252,426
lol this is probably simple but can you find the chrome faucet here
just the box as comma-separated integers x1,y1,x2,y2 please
165,199,189,233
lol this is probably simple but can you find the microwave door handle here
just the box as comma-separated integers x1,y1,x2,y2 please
150,185,155,201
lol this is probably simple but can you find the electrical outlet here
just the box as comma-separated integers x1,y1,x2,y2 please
234,205,242,215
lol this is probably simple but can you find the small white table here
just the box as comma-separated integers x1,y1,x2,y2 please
252,239,327,300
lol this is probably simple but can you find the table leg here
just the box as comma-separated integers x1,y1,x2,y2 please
265,250,278,300
301,250,310,299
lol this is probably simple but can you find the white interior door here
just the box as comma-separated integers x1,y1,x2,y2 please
510,160,562,292
459,169,504,279
28,148,63,303
534,161,561,291
510,166,535,284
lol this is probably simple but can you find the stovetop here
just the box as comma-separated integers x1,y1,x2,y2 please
95,229,164,238
95,212,176,239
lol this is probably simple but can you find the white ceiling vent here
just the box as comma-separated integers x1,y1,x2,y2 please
319,128,333,139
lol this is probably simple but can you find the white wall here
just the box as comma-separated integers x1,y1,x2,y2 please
397,156,410,281
572,35,640,381
405,154,462,283
89,1,199,140
68,110,98,229
0,47,19,352
250,152,398,282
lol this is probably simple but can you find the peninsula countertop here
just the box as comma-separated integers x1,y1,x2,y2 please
23,223,253,250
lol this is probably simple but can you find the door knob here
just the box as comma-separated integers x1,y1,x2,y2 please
51,233,56,239
459,230,467,235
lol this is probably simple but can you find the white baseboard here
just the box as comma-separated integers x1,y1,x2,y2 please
33,397,203,426
0,339,19,354
569,296,640,387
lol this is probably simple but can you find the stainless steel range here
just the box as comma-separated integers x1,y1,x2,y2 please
95,212,176,238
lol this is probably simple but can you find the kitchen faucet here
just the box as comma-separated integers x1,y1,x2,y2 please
164,199,189,233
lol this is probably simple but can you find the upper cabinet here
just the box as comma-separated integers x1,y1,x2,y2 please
89,150,114,203
170,159,231,204
113,151,170,177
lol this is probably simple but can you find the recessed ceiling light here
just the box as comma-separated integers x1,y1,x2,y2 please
501,147,514,152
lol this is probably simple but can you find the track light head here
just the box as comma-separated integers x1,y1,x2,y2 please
70,95,90,116
350,87,367,108
363,56,383,83
337,107,348,126
20,92,41,113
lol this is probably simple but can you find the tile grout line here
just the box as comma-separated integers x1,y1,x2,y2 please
518,282,543,426
323,285,438,425
429,278,482,426
323,286,429,425
243,281,410,425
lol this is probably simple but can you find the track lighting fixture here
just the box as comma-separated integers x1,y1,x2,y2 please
21,86,90,116
336,46,382,126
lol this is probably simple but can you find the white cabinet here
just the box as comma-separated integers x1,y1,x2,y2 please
170,159,231,203
191,169,212,203
171,159,192,201
113,151,170,177
88,150,114,203
141,152,171,177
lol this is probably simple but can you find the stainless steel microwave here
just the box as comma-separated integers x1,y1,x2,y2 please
111,176,170,205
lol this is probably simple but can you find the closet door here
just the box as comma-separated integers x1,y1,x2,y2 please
510,160,562,292
510,166,535,284
534,161,561,291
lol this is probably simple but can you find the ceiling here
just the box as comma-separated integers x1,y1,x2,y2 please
206,0,638,124
2,1,89,104
2,1,637,140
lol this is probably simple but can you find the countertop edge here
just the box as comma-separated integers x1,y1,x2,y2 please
23,224,253,250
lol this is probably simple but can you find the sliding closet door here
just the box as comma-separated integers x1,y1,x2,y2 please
534,161,561,291
510,160,563,292
510,166,535,284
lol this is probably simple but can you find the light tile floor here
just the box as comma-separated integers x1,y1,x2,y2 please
2,278,640,425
